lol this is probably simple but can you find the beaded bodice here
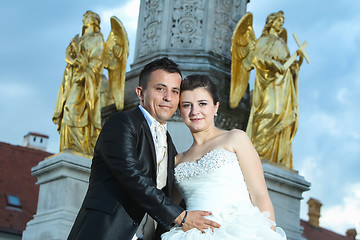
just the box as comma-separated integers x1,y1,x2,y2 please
174,148,253,212
175,148,238,183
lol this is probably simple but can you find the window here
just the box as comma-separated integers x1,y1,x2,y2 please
6,194,22,208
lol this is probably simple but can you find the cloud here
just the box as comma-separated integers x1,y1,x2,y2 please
327,16,360,52
297,155,322,184
95,0,140,38
320,182,360,236
336,88,348,103
295,100,360,223
305,111,341,136
0,81,36,100
99,0,140,32
94,0,140,71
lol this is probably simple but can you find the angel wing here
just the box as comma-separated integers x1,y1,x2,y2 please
104,16,129,110
230,12,256,109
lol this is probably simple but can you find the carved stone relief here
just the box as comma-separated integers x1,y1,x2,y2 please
212,0,242,57
138,0,164,57
170,0,205,49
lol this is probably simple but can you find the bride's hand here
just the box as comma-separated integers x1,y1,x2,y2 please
181,210,221,233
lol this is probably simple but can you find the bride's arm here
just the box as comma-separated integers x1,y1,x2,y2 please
172,154,184,205
171,183,182,205
230,129,277,231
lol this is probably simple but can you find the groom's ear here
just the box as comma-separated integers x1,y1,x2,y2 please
135,86,144,102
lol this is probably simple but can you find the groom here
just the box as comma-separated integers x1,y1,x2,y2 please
67,57,219,240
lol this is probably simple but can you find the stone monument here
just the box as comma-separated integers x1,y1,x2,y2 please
24,1,310,239
104,3,310,239
104,2,310,239
23,11,129,240
22,152,91,239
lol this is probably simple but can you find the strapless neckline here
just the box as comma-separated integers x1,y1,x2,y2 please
174,148,238,183
175,148,236,169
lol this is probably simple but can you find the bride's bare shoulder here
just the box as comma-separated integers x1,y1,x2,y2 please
222,129,251,151
175,152,185,165
228,129,248,140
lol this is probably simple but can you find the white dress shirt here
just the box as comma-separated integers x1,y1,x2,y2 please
133,105,169,240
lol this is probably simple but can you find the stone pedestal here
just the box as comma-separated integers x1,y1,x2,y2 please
22,152,91,240
262,160,311,240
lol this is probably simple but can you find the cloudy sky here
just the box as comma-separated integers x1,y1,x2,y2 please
1,0,359,237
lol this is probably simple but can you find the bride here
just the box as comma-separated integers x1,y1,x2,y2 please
162,74,286,239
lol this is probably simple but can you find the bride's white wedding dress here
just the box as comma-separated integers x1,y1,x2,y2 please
161,148,286,240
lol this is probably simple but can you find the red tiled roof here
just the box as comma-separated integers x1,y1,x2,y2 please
301,219,353,240
0,142,52,235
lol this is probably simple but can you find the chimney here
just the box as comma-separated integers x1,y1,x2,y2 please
23,132,49,151
307,198,322,227
346,228,357,239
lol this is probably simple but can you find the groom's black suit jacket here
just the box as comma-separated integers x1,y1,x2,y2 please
68,107,183,240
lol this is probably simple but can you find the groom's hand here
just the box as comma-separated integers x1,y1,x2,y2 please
174,210,221,233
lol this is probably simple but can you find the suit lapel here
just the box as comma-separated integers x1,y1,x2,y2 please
134,107,157,169
134,107,175,194
166,132,175,195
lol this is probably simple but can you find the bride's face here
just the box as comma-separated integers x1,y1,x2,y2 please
179,87,219,133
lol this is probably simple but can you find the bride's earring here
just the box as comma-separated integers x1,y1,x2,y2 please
215,113,218,116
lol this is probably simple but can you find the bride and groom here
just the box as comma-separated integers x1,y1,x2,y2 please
68,58,286,240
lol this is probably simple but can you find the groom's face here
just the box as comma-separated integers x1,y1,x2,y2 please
136,69,181,124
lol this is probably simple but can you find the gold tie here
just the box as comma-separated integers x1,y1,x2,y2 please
154,122,167,163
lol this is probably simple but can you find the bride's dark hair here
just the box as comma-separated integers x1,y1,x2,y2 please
181,74,219,104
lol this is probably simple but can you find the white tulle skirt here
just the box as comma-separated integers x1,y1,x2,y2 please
161,205,286,240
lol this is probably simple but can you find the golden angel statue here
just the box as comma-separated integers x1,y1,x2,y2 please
230,11,309,168
53,11,129,155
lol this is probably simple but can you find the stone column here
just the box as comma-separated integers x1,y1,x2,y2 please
104,0,250,132
22,152,91,240
262,160,311,240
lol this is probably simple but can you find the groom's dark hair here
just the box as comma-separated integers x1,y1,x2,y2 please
181,74,219,104
139,57,182,90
